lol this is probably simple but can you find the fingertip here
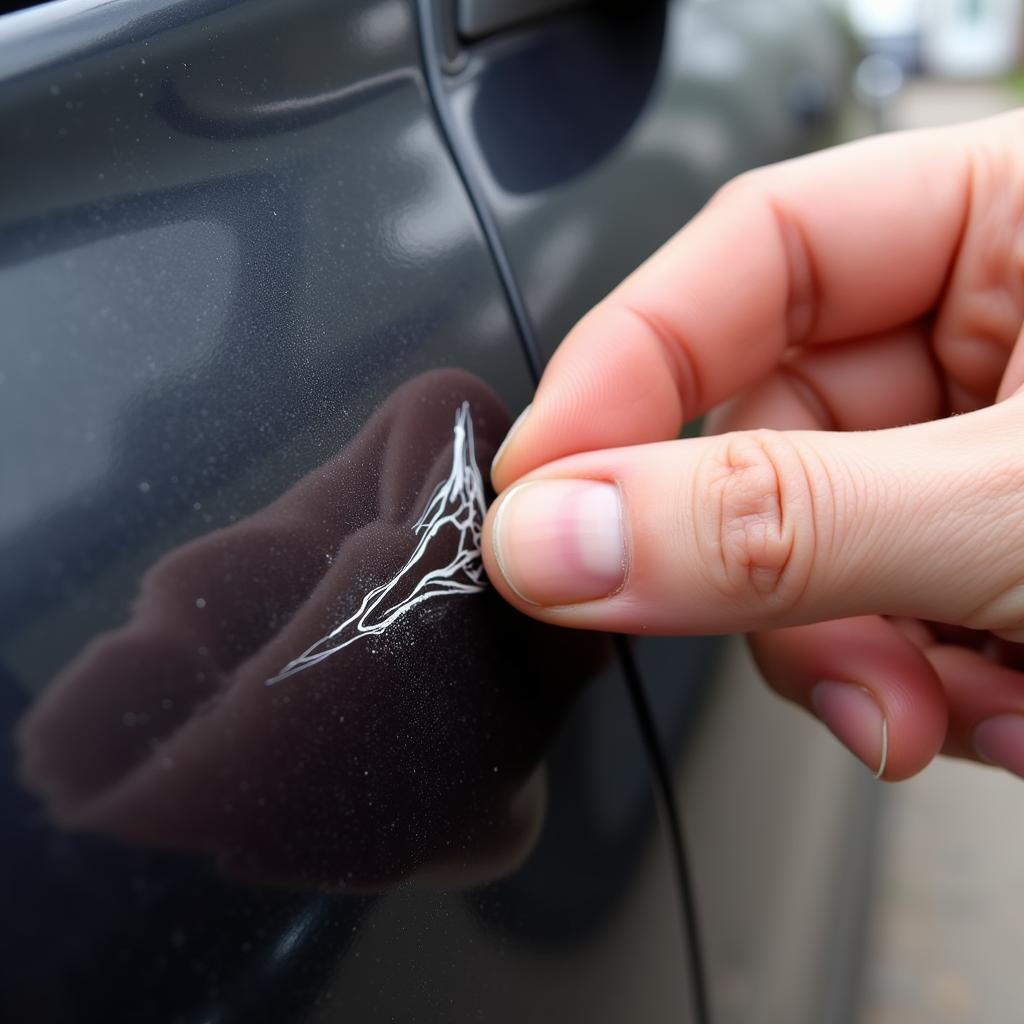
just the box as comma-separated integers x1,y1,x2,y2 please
810,680,889,779
482,492,537,615
483,478,626,609
490,404,532,492
491,299,689,488
752,616,948,782
925,644,1024,769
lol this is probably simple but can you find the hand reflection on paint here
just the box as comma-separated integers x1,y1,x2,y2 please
18,370,603,890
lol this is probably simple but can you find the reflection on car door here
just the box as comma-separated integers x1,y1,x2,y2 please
0,1,702,1021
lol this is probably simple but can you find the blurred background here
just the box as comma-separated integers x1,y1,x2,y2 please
821,3,1024,1022
838,0,1023,131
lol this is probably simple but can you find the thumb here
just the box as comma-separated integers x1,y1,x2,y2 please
482,397,1024,636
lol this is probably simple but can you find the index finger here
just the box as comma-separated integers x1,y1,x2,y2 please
493,117,979,490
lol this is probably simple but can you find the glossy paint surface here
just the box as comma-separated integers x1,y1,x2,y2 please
0,0,697,1020
439,0,854,355
429,2,875,1020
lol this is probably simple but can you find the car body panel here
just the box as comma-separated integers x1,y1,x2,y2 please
431,0,854,357
0,1,699,1020
1,0,871,1021
426,3,873,1021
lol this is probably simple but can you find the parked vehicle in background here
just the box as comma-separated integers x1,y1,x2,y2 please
0,1,873,1022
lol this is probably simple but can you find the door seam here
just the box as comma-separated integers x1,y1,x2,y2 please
413,5,712,1022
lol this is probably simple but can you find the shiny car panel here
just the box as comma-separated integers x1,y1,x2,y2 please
1,1,869,1021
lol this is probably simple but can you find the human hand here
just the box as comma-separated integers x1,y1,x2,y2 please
482,111,1024,782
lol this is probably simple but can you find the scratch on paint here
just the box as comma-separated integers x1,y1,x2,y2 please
266,403,487,685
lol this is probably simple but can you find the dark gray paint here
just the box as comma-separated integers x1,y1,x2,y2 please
435,0,854,357
0,0,700,1021
457,0,584,40
0,0,873,1021
425,2,874,1021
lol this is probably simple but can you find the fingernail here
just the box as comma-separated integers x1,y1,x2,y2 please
973,714,1024,778
810,681,888,779
491,404,531,479
491,479,626,606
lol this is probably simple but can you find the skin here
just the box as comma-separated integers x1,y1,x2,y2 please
482,111,1024,782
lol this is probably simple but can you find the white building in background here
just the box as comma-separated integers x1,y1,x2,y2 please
921,0,1022,78
845,0,1023,78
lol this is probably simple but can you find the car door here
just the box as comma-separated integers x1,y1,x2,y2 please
0,1,704,1022
421,2,877,1021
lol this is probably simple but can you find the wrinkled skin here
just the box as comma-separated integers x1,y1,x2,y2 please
485,112,1024,782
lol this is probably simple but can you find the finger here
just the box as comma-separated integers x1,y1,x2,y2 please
997,323,1024,403
925,645,1024,777
706,323,945,436
702,331,948,781
939,131,1024,410
705,331,947,780
887,615,937,649
749,616,947,781
482,397,1024,634
492,118,983,489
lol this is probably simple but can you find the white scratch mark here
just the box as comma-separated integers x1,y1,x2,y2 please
266,402,487,685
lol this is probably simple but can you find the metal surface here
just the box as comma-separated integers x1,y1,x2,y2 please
1,0,877,1021
0,0,697,1020
432,0,854,356
424,3,873,1022
457,0,584,40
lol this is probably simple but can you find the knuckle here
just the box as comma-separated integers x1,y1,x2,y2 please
710,168,767,210
694,430,820,616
